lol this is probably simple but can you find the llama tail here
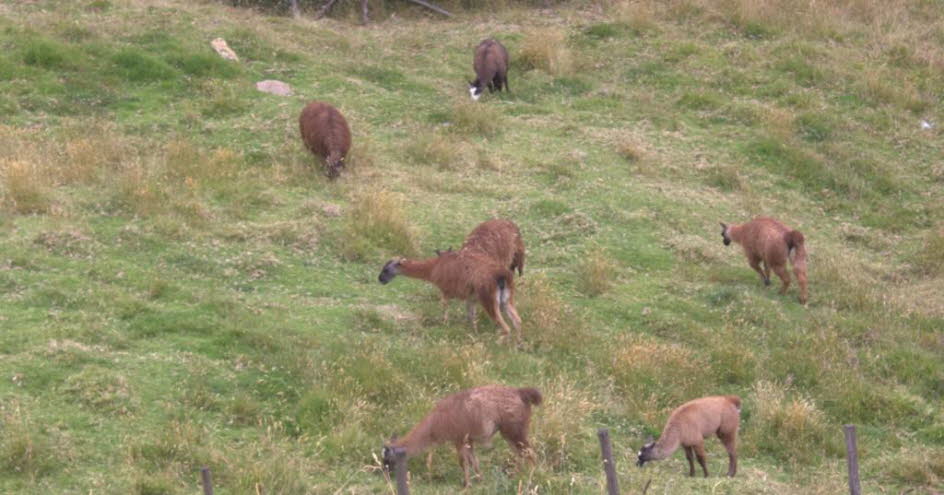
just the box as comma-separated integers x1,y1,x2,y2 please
513,249,525,277
495,275,511,305
517,387,543,406
785,230,809,304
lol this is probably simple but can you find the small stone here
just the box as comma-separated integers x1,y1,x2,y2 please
256,80,293,97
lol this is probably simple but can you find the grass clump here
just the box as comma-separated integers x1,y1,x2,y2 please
111,49,179,82
341,190,419,260
0,159,53,214
404,134,461,169
747,380,840,464
450,101,501,137
517,28,574,76
917,228,944,275
576,248,616,297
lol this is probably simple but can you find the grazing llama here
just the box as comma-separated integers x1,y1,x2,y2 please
298,101,351,179
383,385,542,487
378,250,522,340
637,395,741,477
721,217,808,304
460,219,525,276
469,39,509,101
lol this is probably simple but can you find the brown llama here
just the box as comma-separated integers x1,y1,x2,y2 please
378,250,522,340
637,395,741,477
461,219,526,276
298,101,351,179
382,385,542,487
469,38,509,101
720,216,808,304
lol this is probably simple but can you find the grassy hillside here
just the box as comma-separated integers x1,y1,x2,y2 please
1,0,942,493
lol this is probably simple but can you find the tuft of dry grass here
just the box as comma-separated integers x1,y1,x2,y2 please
611,334,707,410
531,377,599,472
0,159,53,214
518,28,574,77
914,227,944,276
404,133,462,169
747,380,840,464
576,248,617,297
341,189,420,260
450,101,501,137
610,0,659,33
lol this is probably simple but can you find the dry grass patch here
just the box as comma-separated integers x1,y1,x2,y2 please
341,189,420,260
404,133,462,169
531,377,600,472
611,334,707,411
518,28,574,77
917,227,944,276
576,247,617,297
0,159,54,214
450,101,501,137
747,380,840,464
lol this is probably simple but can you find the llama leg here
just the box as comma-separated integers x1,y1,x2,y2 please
793,264,808,304
762,262,772,286
479,291,511,338
502,301,523,343
468,444,481,478
693,443,709,477
748,257,768,286
426,450,433,472
719,432,737,477
456,442,472,487
499,422,532,469
466,299,477,327
772,263,791,295
684,446,696,476
441,296,450,324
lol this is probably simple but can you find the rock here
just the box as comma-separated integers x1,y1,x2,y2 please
256,80,293,97
210,38,239,62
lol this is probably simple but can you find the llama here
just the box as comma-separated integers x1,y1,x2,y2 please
382,385,542,487
298,101,351,179
461,219,526,277
378,250,522,340
469,39,509,101
637,395,741,477
720,217,808,304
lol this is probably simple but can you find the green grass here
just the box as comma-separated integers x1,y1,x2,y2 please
0,0,942,493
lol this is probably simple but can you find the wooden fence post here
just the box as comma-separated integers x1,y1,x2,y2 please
393,447,410,495
200,467,214,495
597,428,620,495
844,424,861,495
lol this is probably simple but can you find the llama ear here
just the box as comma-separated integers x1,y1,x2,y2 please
720,222,727,229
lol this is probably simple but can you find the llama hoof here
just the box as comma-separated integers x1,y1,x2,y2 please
763,278,771,286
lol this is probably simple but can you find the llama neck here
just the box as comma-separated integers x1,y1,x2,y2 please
398,258,440,282
391,420,434,458
653,425,682,459
728,224,747,244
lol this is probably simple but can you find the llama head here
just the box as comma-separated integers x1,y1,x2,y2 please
637,441,657,466
326,154,345,179
720,222,731,246
378,259,402,284
381,445,396,472
469,80,483,101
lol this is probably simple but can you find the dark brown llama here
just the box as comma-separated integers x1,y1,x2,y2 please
637,395,741,477
378,250,522,340
298,101,351,179
720,217,808,304
461,219,526,276
469,39,509,101
382,385,542,487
